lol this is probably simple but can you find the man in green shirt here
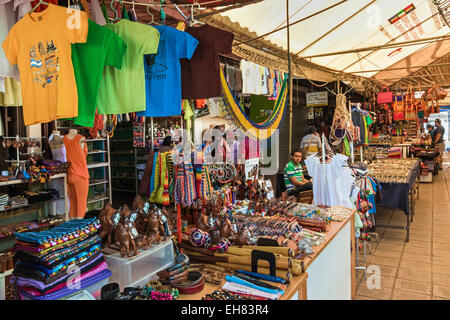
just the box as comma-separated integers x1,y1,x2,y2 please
283,148,312,196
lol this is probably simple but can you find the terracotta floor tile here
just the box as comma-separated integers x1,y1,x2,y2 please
432,256,450,266
433,285,450,299
432,237,450,244
433,249,450,258
356,285,393,300
373,248,403,259
397,268,432,283
374,264,398,278
376,243,404,252
432,264,450,276
359,276,396,291
432,273,450,287
355,295,376,300
383,232,408,240
404,246,431,256
401,252,431,263
394,278,432,295
392,289,431,300
370,255,401,267
399,260,432,272
433,242,450,251
432,296,450,300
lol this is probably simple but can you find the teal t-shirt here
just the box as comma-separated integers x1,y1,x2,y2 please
283,160,303,190
71,19,127,127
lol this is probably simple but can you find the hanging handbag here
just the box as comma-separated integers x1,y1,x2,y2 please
377,86,393,104
414,84,427,112
404,85,417,120
392,95,404,121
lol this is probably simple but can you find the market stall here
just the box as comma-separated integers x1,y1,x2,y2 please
367,159,420,242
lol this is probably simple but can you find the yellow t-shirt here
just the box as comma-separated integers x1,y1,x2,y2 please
1,4,88,126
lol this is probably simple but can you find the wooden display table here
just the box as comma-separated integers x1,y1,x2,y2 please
178,213,355,300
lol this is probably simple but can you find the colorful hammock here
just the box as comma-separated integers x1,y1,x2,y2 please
220,68,288,140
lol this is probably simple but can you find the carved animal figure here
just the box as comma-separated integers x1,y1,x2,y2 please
115,219,138,258
234,228,251,246
219,216,232,239
145,206,162,248
196,211,211,233
98,203,116,248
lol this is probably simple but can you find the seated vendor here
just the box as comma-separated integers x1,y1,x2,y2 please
283,149,313,196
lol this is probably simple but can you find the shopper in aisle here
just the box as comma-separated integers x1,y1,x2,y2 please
283,148,312,197
434,119,446,170
300,126,321,157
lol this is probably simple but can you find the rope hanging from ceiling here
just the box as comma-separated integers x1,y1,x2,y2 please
219,68,288,140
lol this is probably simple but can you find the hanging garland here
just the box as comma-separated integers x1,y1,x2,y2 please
219,68,288,140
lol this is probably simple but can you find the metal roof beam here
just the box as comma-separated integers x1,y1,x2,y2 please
296,0,377,56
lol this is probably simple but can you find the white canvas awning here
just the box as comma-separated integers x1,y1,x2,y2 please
210,0,450,87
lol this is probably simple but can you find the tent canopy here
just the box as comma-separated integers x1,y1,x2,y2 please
213,0,450,88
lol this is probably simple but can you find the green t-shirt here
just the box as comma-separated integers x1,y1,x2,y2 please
97,19,160,115
283,160,303,190
71,19,127,127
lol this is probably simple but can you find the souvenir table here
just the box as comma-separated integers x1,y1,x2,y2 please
367,159,421,242
178,211,356,300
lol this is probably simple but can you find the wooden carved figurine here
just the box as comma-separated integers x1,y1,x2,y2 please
219,215,232,240
145,205,162,248
98,203,116,248
196,211,211,233
233,227,251,246
115,206,138,258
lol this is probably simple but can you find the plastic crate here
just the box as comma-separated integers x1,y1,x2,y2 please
104,239,175,290
62,290,95,300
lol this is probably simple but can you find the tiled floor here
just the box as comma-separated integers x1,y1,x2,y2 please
355,152,450,300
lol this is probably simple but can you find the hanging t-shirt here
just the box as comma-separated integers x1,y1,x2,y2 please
137,25,198,117
0,0,32,79
181,24,234,99
71,19,127,127
0,76,21,106
97,19,160,115
2,4,88,126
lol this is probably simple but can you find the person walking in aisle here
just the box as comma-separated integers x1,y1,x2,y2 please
434,119,446,170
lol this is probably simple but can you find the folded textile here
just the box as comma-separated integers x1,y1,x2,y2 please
15,218,100,246
14,234,101,268
12,254,106,291
16,261,108,296
18,269,112,300
14,245,102,278
13,233,92,256
222,281,282,300
13,252,104,285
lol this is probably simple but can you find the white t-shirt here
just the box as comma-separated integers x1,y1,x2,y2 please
305,153,354,208
0,0,30,79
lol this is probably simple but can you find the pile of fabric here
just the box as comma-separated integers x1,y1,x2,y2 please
8,195,28,208
11,218,111,300
0,193,9,211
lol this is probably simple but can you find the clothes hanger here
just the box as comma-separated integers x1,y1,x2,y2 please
147,7,160,25
30,0,49,13
130,0,136,17
111,0,122,23
188,2,204,27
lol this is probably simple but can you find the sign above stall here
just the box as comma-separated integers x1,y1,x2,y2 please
306,91,328,107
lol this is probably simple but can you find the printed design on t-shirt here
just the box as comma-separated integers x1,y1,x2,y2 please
30,40,60,88
145,54,167,81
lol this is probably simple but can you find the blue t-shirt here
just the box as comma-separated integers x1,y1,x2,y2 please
137,25,198,117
